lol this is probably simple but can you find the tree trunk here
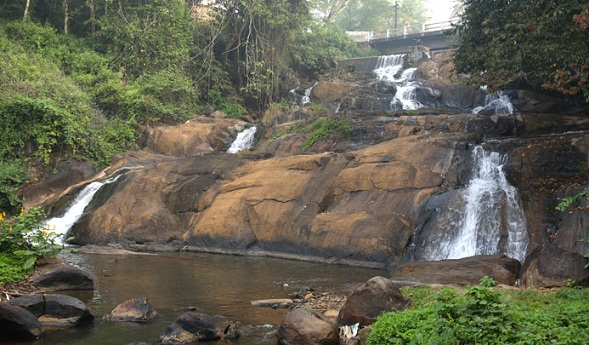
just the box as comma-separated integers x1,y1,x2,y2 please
88,0,96,33
63,0,69,34
23,0,31,21
327,0,352,22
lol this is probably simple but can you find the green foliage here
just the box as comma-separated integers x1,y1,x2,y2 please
301,118,352,152
269,122,304,141
479,275,498,287
334,0,427,32
454,0,589,102
0,161,27,215
556,187,589,212
218,101,246,119
0,207,61,283
369,286,589,345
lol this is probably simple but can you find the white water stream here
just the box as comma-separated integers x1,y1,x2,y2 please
227,126,257,154
473,89,515,115
44,174,123,244
427,146,529,262
373,54,424,110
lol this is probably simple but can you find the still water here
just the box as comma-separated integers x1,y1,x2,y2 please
13,251,381,345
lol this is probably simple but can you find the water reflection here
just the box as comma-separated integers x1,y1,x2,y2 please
12,251,380,345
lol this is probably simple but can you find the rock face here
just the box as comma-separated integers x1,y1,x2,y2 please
337,276,410,327
392,254,521,286
0,302,43,340
9,294,94,328
104,297,157,322
276,307,339,345
159,312,220,344
521,244,589,288
30,262,94,291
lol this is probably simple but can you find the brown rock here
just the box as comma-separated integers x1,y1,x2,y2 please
9,294,94,328
0,302,42,340
521,243,589,288
276,307,339,345
30,263,94,291
104,297,157,322
392,254,521,286
337,276,410,327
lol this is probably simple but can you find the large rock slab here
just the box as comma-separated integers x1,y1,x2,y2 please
337,276,410,327
521,243,589,288
392,254,521,286
276,307,339,345
0,302,43,340
9,294,94,328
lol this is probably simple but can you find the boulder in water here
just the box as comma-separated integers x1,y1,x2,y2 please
521,243,589,288
391,254,521,286
276,306,339,345
337,276,410,327
104,297,157,322
9,294,94,328
159,312,220,344
30,262,94,291
0,302,43,340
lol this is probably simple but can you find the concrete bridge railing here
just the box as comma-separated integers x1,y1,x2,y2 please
346,18,459,43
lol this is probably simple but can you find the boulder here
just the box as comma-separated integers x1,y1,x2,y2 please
30,262,94,291
337,276,410,327
9,294,94,328
276,307,339,345
104,297,157,322
159,312,220,344
391,254,521,286
521,243,589,288
250,298,294,308
0,302,43,340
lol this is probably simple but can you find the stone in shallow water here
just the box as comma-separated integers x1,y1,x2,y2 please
159,312,220,344
30,262,94,291
276,306,339,345
9,294,94,328
0,302,43,340
103,297,157,322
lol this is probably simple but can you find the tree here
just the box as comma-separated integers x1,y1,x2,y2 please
453,0,589,103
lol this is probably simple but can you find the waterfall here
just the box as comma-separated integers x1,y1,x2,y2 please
473,90,514,115
373,54,424,110
227,126,257,154
426,146,528,262
290,83,317,106
44,174,123,244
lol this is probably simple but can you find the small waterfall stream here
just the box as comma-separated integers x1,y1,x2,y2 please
227,126,257,154
373,54,425,110
424,146,529,262
44,174,123,244
473,89,514,115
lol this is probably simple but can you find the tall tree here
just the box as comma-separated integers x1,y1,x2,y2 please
453,0,589,102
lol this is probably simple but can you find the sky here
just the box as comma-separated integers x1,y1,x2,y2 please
426,0,455,23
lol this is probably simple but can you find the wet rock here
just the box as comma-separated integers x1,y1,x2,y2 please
9,294,94,328
521,243,589,288
159,312,220,344
392,254,521,286
30,262,94,291
276,306,339,345
0,302,43,340
337,276,410,327
250,298,294,308
104,297,157,322
220,322,240,340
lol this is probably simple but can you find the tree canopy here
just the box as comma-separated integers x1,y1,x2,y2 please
453,0,589,103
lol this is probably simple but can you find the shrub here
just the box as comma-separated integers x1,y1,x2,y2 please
0,207,61,283
301,118,352,152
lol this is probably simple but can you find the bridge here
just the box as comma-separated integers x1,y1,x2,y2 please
346,19,458,55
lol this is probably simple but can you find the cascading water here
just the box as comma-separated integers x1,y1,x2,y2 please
227,126,257,154
425,146,529,262
290,83,317,106
45,174,123,244
373,54,424,110
473,89,515,115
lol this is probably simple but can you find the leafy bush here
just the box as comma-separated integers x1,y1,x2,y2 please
368,286,589,345
0,207,61,283
218,101,246,119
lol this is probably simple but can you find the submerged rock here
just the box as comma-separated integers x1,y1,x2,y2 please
104,297,157,322
159,312,220,344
